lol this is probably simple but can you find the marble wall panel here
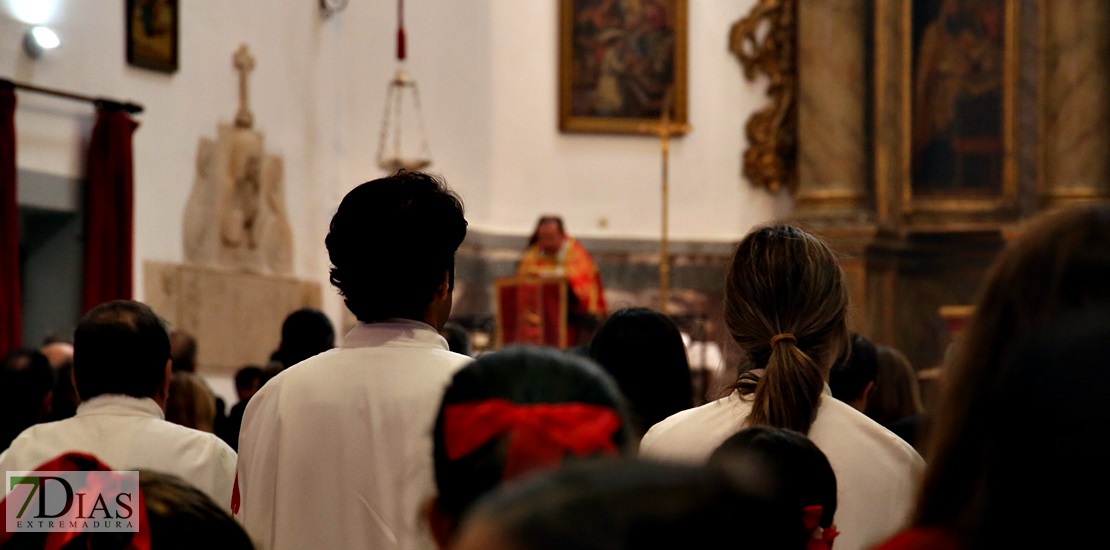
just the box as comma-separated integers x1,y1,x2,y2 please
1042,0,1110,204
797,0,870,214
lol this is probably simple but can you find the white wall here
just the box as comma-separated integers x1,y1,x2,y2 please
483,0,790,241
0,0,785,332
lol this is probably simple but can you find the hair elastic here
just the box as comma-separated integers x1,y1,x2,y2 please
770,333,797,347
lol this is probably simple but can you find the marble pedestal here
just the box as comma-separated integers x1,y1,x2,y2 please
144,262,321,375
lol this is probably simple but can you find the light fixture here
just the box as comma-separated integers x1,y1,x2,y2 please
23,26,60,59
375,0,433,173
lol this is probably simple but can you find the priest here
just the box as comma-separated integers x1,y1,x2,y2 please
517,216,608,320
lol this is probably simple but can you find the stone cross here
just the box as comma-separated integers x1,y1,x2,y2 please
233,44,256,129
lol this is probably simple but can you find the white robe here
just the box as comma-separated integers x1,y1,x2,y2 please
0,394,237,506
235,320,471,550
641,387,924,550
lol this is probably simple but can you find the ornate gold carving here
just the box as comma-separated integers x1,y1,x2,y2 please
731,0,797,194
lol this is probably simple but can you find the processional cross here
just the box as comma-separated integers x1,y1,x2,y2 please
639,99,690,314
233,44,256,129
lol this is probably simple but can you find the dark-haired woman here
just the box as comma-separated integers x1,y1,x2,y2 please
589,307,694,436
641,225,923,550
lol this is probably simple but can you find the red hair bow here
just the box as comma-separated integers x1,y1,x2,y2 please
443,399,622,479
802,505,839,550
0,452,151,550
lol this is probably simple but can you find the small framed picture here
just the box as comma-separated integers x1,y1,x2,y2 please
126,0,179,74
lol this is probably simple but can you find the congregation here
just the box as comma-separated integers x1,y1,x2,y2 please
2,169,1109,549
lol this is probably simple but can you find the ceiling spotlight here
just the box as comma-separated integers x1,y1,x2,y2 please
23,26,60,59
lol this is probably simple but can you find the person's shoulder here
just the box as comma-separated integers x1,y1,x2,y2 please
159,420,237,458
814,396,924,469
0,423,51,469
640,393,750,462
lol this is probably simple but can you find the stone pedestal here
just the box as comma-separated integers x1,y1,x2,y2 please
144,262,321,375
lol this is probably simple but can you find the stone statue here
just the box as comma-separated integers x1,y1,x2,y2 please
183,44,293,275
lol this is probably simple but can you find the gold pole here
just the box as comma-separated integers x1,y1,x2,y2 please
660,111,670,313
640,100,689,314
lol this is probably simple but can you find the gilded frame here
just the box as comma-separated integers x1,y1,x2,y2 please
875,0,1019,229
126,0,180,74
558,0,688,135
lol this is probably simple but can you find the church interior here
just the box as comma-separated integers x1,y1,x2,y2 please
3,0,1110,547
5,0,1110,403
3,0,1108,403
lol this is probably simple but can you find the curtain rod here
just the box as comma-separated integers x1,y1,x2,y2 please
0,78,144,114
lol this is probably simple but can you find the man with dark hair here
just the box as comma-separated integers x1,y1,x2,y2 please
829,333,879,412
0,300,237,506
236,171,471,550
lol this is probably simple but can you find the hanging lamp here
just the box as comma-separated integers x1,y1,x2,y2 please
376,0,432,173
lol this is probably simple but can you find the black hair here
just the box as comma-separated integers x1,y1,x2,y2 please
440,321,472,356
234,365,264,391
326,171,467,323
464,459,808,550
828,333,878,404
709,426,838,529
141,470,255,550
1,349,54,449
433,346,633,523
969,311,1110,548
588,307,693,435
273,308,335,367
73,300,170,401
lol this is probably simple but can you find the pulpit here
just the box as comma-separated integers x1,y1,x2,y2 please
494,276,572,349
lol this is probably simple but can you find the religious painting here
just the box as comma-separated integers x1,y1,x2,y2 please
126,0,179,74
559,0,688,135
874,0,1018,227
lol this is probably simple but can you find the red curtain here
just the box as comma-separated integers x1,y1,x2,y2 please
0,84,20,354
82,104,138,314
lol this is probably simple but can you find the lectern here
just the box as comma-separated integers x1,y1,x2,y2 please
494,276,572,349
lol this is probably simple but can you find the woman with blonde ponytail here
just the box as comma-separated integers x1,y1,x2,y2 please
641,225,923,550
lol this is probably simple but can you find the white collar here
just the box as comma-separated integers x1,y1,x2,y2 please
341,319,450,351
76,394,165,420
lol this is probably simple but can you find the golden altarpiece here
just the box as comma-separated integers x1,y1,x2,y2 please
734,0,1110,370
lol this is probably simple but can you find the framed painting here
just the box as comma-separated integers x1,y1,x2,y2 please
875,0,1018,228
126,0,179,74
559,0,688,135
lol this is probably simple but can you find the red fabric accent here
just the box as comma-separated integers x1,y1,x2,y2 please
0,451,151,549
801,505,823,531
801,505,839,550
443,399,621,480
82,107,138,313
0,86,21,354
231,473,240,515
498,278,572,348
873,528,964,550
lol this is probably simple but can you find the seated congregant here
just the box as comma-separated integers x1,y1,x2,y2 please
0,300,237,507
269,307,335,369
0,349,53,451
427,346,634,549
